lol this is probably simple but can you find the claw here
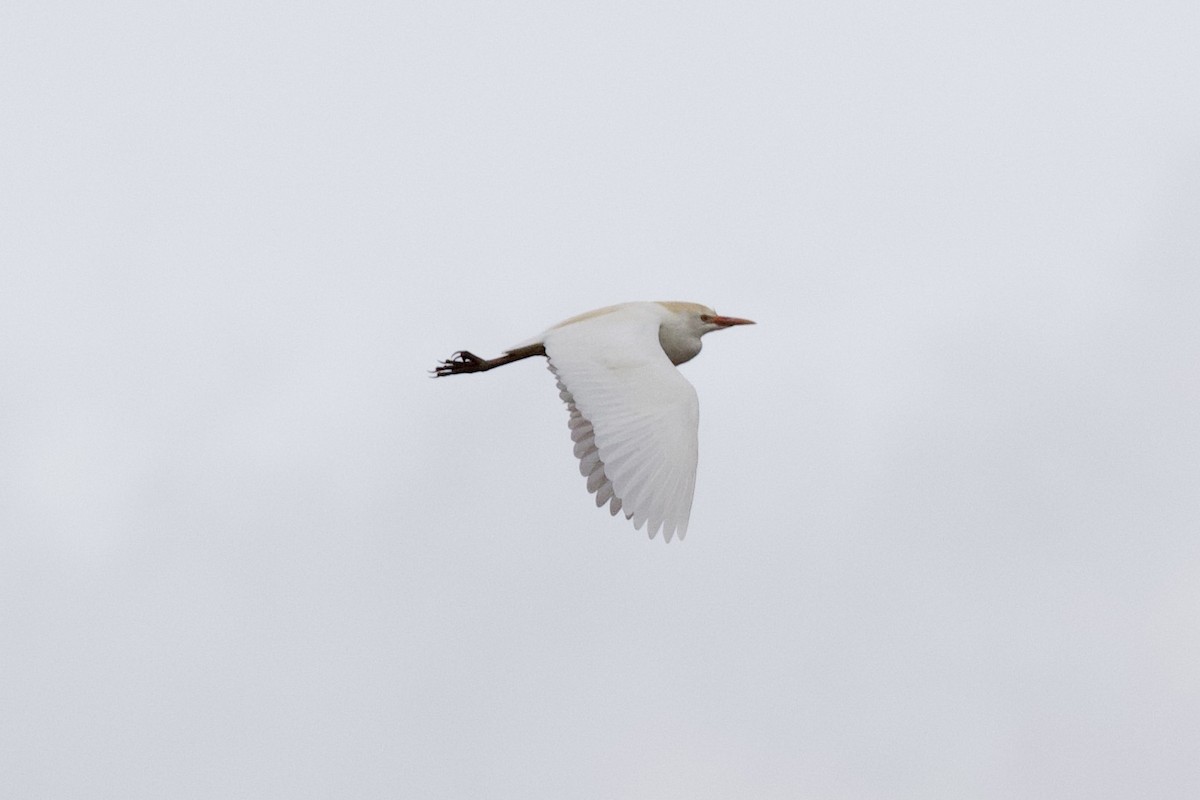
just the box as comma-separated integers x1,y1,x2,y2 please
432,350,488,377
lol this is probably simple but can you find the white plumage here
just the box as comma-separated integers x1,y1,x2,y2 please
434,301,754,541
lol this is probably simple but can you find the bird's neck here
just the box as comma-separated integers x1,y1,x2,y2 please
658,325,703,365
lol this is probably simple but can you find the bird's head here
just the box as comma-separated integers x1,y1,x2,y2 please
698,308,756,335
658,302,755,336
655,302,755,365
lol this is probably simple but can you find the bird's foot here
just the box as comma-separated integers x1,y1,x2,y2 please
432,350,487,377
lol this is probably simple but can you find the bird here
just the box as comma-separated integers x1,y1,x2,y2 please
433,301,754,541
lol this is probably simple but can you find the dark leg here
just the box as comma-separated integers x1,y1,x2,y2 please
431,343,547,377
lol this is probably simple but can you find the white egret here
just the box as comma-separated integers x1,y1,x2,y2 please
433,301,754,541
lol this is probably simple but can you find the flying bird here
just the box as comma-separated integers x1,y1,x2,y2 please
433,301,754,541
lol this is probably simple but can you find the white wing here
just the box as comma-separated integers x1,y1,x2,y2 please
541,305,699,541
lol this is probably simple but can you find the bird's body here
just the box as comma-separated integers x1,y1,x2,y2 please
433,301,754,541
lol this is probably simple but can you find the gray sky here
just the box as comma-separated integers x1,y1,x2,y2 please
3,2,1199,798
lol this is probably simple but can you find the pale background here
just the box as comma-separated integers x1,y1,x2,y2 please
3,2,1199,798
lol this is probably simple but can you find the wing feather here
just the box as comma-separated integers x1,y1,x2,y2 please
543,305,700,541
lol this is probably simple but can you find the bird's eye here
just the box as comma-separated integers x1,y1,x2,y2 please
700,314,712,323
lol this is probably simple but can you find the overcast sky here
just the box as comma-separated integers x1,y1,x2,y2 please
3,2,1199,798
